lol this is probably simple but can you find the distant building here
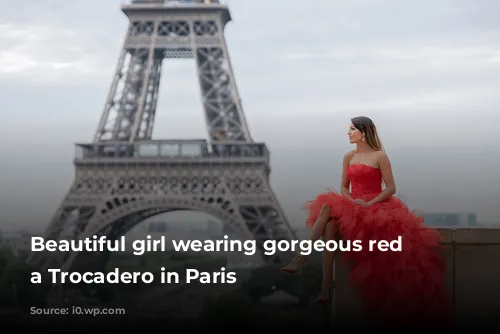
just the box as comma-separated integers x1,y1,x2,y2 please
420,212,477,227
0,230,36,254
487,223,500,227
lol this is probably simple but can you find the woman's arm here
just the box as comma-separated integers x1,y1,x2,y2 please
341,152,355,201
367,152,396,206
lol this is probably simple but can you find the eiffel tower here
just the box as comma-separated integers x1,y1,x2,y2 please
28,0,297,279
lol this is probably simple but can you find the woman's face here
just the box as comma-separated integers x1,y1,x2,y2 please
348,123,362,144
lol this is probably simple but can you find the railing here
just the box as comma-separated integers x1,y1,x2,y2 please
74,140,269,163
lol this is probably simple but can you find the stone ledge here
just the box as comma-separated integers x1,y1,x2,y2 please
334,227,500,319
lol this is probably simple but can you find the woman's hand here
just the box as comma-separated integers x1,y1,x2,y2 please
353,199,371,207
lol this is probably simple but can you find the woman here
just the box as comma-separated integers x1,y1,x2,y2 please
281,116,449,323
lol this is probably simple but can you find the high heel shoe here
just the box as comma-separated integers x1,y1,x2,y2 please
280,255,307,274
317,280,336,304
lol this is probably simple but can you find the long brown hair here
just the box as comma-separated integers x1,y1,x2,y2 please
351,116,384,151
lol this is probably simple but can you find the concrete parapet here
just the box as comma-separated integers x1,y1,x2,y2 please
333,227,500,320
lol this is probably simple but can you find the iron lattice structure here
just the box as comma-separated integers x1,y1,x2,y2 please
29,0,297,282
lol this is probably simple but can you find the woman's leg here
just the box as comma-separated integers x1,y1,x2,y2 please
308,204,333,242
318,220,338,302
281,204,332,272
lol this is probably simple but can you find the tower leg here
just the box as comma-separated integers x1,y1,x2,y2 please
193,28,251,142
93,47,163,142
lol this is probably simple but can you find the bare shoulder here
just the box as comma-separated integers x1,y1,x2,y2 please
343,151,355,162
344,150,355,158
375,150,390,165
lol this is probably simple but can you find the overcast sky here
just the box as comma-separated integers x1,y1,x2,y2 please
0,0,499,232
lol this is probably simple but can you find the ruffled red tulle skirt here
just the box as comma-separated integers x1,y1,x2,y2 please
304,190,451,324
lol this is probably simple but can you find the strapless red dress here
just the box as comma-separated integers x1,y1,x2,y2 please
304,164,450,323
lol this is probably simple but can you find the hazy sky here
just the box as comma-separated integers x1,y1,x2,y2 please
0,0,499,232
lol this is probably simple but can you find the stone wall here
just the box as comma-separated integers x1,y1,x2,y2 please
333,227,500,319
